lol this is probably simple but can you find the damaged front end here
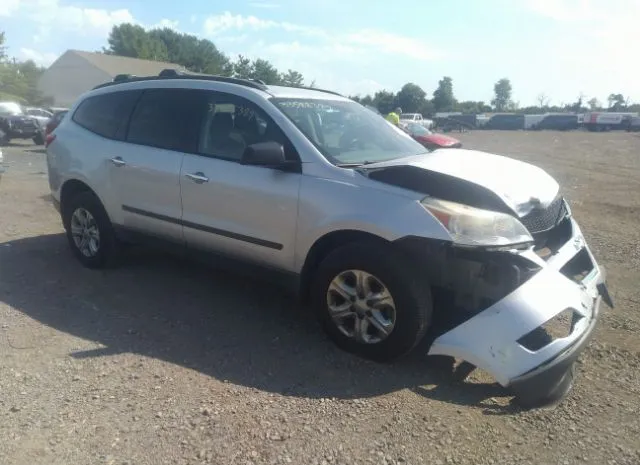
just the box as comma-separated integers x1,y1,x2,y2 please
396,199,610,408
365,154,611,407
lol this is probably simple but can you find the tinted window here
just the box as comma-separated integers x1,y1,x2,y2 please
72,90,141,139
198,92,296,161
127,88,205,152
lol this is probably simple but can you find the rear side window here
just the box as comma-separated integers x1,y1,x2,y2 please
126,88,205,152
72,90,141,140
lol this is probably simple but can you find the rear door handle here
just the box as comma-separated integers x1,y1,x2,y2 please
185,172,209,184
110,156,126,167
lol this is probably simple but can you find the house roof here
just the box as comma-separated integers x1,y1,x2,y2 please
69,50,184,78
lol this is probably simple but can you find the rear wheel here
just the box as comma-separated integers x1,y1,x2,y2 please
33,133,44,145
62,191,119,268
0,128,10,146
311,242,432,362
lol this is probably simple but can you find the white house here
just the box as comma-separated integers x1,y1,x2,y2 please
38,50,184,108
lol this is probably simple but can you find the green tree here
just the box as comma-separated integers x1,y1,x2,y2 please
372,90,397,114
587,97,601,110
250,58,281,84
607,93,626,111
150,28,230,75
396,82,427,113
106,24,168,61
280,69,304,87
491,78,512,111
536,93,550,110
232,55,253,79
432,76,456,111
0,32,6,62
456,100,491,114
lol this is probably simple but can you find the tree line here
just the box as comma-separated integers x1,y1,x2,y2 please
106,24,306,87
351,76,640,117
0,32,53,106
2,26,639,114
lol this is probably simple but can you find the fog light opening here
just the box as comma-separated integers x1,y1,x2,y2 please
517,308,580,351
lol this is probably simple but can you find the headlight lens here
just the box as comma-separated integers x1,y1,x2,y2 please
421,197,533,247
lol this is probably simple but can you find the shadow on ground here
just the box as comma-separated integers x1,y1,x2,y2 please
0,233,516,412
24,147,46,154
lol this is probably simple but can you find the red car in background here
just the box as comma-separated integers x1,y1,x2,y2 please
400,121,462,150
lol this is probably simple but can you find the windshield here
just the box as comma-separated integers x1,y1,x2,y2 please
0,102,23,116
271,98,427,165
405,123,432,136
400,113,417,120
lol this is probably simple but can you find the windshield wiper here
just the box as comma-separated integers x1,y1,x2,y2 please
336,161,377,168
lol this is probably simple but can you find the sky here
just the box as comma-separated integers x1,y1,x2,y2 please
1,0,639,106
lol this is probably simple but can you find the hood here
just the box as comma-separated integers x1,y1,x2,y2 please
364,148,560,217
3,114,36,123
417,133,460,147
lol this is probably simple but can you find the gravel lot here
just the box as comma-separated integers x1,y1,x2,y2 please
1,131,639,465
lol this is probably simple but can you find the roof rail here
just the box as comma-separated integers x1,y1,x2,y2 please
92,69,270,91
92,69,344,97
113,73,135,82
294,85,343,97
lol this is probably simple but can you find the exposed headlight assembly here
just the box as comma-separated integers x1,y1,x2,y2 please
421,197,533,248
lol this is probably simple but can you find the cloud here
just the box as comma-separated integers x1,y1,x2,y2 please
0,0,21,17
3,0,135,39
524,0,601,22
202,11,443,62
18,47,58,66
346,30,443,61
203,11,324,37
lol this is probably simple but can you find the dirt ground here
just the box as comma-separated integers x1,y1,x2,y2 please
1,131,639,465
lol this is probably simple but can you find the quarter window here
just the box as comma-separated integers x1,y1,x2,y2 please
72,90,141,140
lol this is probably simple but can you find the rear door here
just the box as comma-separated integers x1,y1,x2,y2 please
113,88,202,242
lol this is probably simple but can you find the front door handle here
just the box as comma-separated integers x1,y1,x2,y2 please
110,156,126,167
185,172,209,184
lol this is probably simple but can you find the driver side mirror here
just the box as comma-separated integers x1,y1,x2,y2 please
240,141,299,172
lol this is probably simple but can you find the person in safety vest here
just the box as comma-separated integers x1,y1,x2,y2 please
386,107,402,126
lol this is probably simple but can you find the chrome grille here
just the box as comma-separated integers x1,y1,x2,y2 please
520,196,567,234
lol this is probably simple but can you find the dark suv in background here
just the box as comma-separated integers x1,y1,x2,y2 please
0,101,41,146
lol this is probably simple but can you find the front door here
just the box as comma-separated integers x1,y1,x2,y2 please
179,91,301,271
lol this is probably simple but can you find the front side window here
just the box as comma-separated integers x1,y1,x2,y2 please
73,90,141,140
271,98,427,166
198,93,295,161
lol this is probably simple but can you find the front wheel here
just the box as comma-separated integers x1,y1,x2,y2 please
62,191,119,268
311,242,432,362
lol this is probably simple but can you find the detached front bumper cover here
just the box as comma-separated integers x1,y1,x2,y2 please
428,216,612,407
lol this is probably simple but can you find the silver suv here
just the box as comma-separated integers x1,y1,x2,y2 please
46,70,612,407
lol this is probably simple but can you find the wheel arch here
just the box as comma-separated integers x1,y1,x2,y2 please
59,179,107,225
298,229,391,304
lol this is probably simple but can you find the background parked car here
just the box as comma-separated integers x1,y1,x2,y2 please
44,109,69,144
400,121,462,149
0,101,41,146
25,107,54,145
400,112,434,129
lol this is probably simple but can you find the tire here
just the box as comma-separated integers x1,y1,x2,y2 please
311,241,432,362
33,133,44,145
62,191,119,269
0,129,10,146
